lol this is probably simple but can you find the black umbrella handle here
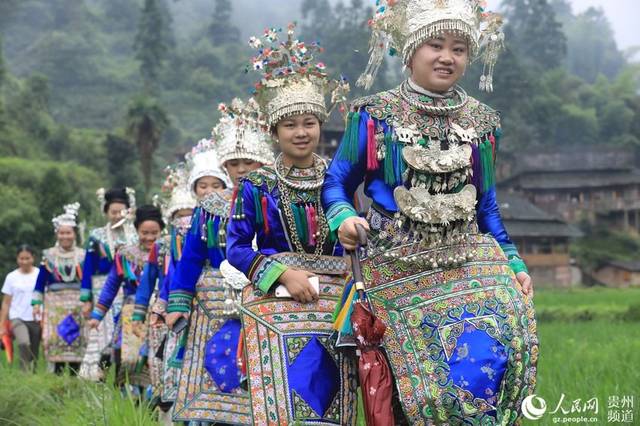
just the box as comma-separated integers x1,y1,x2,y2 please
172,316,188,334
355,224,368,248
350,224,368,297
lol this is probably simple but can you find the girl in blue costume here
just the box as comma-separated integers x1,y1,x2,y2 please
32,203,86,375
79,187,137,381
326,1,538,424
164,112,272,425
87,205,164,390
226,24,357,426
132,163,196,420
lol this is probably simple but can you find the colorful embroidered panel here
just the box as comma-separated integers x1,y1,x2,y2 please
43,286,86,363
172,268,251,424
361,234,538,425
119,303,150,388
240,253,358,425
148,321,168,396
79,275,119,381
161,330,181,403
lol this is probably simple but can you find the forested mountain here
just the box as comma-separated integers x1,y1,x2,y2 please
0,0,638,275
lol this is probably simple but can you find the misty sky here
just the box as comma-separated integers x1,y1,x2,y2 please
487,0,639,50
177,0,638,55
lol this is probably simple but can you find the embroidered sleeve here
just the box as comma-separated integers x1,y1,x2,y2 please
80,239,99,302
133,256,159,322
31,264,49,305
248,254,288,294
227,179,289,293
322,109,369,232
474,125,527,275
167,290,194,314
90,262,122,321
158,258,173,304
166,214,208,314
501,243,529,275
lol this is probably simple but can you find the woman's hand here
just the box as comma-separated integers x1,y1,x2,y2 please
516,271,534,297
166,312,189,328
32,304,42,321
279,269,318,304
132,320,145,338
149,312,164,327
81,301,93,319
0,322,7,337
337,217,370,251
88,318,100,329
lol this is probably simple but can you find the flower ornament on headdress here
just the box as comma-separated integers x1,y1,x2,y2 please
246,22,350,126
212,98,275,166
125,187,137,211
154,163,197,222
96,188,106,210
52,202,81,231
358,0,504,92
185,138,232,194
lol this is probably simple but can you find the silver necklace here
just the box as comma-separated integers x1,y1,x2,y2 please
53,245,79,282
399,80,468,116
274,153,327,191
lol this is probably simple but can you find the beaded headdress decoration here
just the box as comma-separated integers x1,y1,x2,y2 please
155,163,197,221
185,138,232,194
52,202,81,231
247,22,350,126
212,98,275,166
358,0,504,92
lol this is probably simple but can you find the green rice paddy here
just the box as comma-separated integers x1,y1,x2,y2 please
1,287,638,425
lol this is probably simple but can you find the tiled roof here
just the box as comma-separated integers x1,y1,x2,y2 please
498,193,583,238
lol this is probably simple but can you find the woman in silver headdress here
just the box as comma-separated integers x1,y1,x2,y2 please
325,1,538,424
88,204,164,392
32,203,86,374
131,164,196,419
163,133,270,425
226,23,357,426
79,187,136,381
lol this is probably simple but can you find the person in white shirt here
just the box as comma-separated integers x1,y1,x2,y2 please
0,245,41,371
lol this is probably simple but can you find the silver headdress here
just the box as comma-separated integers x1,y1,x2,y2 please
358,0,504,92
96,187,137,212
212,98,275,166
52,202,81,231
155,163,197,221
247,22,350,126
185,138,232,194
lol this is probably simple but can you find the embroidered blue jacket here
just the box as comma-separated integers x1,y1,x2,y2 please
166,202,228,314
226,166,342,294
322,94,527,273
90,245,149,321
32,247,85,305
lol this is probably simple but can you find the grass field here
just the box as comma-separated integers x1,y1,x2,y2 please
1,287,639,425
0,362,157,425
522,287,640,425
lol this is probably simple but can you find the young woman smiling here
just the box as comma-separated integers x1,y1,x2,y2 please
1,245,40,371
324,0,538,424
226,24,357,425
88,204,164,390
32,203,86,375
163,128,273,424
79,187,136,381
